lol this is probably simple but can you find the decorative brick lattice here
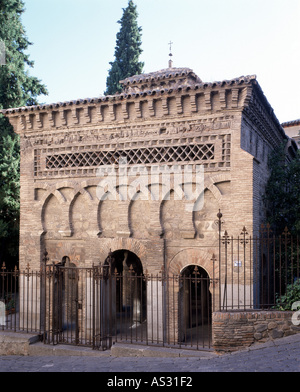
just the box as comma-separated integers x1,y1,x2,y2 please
221,134,231,167
45,144,215,169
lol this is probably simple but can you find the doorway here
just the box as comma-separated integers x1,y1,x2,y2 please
179,265,212,346
52,257,79,345
104,250,147,342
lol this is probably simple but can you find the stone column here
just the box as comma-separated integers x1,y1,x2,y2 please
147,277,164,343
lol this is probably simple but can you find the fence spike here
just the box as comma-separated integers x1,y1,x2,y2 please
283,226,290,236
241,226,248,235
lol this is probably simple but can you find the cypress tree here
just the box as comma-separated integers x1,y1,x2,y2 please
0,0,48,266
105,0,144,95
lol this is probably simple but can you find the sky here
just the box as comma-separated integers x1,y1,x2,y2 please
21,0,300,124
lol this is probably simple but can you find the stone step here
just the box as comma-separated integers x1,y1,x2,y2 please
0,332,40,356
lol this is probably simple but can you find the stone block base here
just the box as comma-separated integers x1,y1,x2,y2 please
212,311,300,353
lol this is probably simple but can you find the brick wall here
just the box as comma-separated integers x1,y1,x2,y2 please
3,71,289,279
213,311,300,353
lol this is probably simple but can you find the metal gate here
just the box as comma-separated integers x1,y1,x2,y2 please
42,262,214,351
43,264,113,349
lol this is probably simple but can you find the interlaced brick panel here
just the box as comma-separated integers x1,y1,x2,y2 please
45,144,215,169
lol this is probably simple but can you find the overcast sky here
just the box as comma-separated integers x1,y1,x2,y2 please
21,0,300,124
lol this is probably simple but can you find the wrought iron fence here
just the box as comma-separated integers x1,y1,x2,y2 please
0,264,42,334
0,262,214,350
217,221,300,311
0,218,299,351
42,263,214,350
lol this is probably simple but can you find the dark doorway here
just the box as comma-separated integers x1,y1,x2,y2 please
179,265,212,347
53,257,79,345
104,250,147,341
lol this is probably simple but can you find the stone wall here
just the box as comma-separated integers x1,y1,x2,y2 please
212,311,300,353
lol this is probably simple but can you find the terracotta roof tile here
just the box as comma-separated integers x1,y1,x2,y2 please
1,71,257,115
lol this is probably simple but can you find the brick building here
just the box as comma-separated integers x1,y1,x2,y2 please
282,119,300,148
2,66,297,346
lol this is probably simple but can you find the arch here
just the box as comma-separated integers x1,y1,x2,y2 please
127,180,151,202
128,190,151,238
181,264,209,278
160,189,194,240
41,193,67,238
41,239,85,266
97,191,118,237
98,238,148,272
40,190,66,208
68,188,93,204
40,193,54,235
69,191,91,238
193,188,220,240
160,186,184,203
205,173,231,203
168,248,217,279
108,249,144,275
38,180,97,207
179,264,212,342
61,255,71,266
148,182,170,202
104,249,146,329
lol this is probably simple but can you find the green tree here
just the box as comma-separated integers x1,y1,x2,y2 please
264,144,300,235
0,134,19,262
0,0,48,266
105,0,144,95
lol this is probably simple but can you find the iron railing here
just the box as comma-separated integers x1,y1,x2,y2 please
0,263,215,350
216,220,300,311
0,264,42,334
42,263,214,350
0,218,299,350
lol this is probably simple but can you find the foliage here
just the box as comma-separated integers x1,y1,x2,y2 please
0,0,47,266
5,295,16,311
105,0,144,95
264,144,300,236
275,280,300,311
0,0,48,109
0,133,19,240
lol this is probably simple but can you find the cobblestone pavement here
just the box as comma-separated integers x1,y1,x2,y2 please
0,334,299,373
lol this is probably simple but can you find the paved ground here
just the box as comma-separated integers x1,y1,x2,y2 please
0,334,299,374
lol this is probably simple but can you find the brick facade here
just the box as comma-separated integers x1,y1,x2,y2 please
2,67,291,306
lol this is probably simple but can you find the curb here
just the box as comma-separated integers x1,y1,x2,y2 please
110,344,217,358
28,342,111,357
1,331,300,358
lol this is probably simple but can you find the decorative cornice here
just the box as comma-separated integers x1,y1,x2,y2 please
1,70,286,150
1,74,257,116
243,82,287,144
